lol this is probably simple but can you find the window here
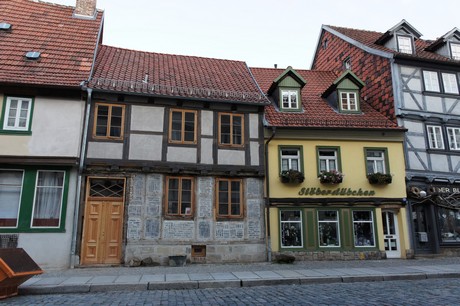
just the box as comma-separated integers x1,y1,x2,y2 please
93,103,125,140
423,71,441,92
397,35,413,54
280,147,301,172
280,89,299,110
280,210,303,248
427,125,444,149
169,109,197,144
441,73,459,94
339,91,358,112
447,127,460,150
218,113,244,146
343,58,351,70
0,170,23,227
318,148,339,172
366,149,387,174
438,207,460,243
165,177,194,218
2,97,33,132
353,211,375,247
450,42,460,60
318,210,340,247
31,171,65,227
216,178,243,219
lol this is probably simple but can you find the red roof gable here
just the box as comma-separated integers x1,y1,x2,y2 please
250,67,400,129
327,25,460,64
89,45,268,105
0,0,103,87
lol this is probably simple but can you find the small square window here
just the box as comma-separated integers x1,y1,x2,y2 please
397,35,413,54
447,127,460,150
280,147,301,172
423,71,441,92
441,73,459,94
427,125,444,149
339,91,358,112
280,90,299,110
2,97,33,131
450,43,460,60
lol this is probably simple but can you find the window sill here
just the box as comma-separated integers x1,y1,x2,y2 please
422,91,459,98
0,130,32,135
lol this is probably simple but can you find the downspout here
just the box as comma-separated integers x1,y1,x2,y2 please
264,126,276,262
70,85,92,268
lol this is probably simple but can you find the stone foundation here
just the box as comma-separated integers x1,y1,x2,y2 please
439,247,460,257
273,250,386,261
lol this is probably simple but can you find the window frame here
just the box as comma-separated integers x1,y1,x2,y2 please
1,96,34,134
426,125,445,150
338,90,360,113
215,178,243,220
441,72,460,95
218,113,244,147
93,103,126,140
352,210,376,248
450,42,460,61
279,209,304,249
168,109,197,145
422,70,441,93
317,147,341,173
447,127,460,151
279,146,303,173
364,148,390,175
0,169,24,228
164,176,195,219
279,88,301,112
396,35,413,54
317,210,341,248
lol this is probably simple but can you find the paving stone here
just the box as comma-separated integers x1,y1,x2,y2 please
232,271,260,279
140,274,165,282
165,274,190,282
210,272,238,280
188,273,213,281
254,270,282,279
32,277,66,286
61,276,92,285
198,280,241,288
114,275,142,283
296,269,327,277
274,270,303,278
90,276,117,284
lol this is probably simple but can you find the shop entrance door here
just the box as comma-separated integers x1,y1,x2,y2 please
382,211,401,258
81,177,125,265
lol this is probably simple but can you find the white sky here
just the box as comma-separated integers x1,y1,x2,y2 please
51,0,458,69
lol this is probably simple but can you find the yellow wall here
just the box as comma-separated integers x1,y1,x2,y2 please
267,139,407,199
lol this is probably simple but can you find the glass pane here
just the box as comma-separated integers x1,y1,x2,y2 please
233,116,242,145
353,211,371,221
318,210,337,221
220,115,231,144
171,111,182,141
32,171,64,227
319,222,339,246
281,210,301,221
282,92,289,108
281,159,289,171
110,106,123,137
438,208,460,243
281,222,302,247
96,105,109,136
0,170,23,227
184,112,195,142
354,222,374,246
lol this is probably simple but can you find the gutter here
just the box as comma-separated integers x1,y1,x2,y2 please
70,84,92,268
264,126,276,262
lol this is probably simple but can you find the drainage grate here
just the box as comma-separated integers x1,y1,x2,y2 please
0,235,18,248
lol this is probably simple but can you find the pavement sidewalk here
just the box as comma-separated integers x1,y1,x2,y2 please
18,257,460,295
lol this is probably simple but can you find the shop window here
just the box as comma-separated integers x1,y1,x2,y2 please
437,208,460,243
0,170,23,228
318,210,340,247
216,178,243,219
447,127,460,150
1,96,33,133
218,113,244,147
169,109,197,144
353,211,375,247
427,125,444,149
280,210,303,248
165,177,194,218
31,171,65,227
93,103,125,140
279,147,302,172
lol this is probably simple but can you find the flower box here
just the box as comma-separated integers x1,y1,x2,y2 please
318,170,344,184
367,172,392,185
280,170,305,184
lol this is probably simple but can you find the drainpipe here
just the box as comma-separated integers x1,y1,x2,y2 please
264,126,276,262
70,84,92,268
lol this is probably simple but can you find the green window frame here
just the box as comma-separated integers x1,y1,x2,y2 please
279,88,301,112
316,146,341,173
364,148,390,175
0,96,34,135
279,209,304,249
0,165,69,233
278,146,304,173
338,90,360,113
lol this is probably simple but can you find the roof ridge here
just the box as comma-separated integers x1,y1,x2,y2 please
327,24,384,35
20,0,101,12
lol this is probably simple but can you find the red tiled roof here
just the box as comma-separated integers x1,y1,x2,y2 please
250,67,400,129
89,45,269,105
327,25,460,64
0,0,103,87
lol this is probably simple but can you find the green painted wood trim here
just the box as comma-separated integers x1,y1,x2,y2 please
279,76,302,88
341,208,352,249
305,208,316,249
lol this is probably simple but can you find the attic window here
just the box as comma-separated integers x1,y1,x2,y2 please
450,42,460,60
25,51,41,60
0,22,11,30
343,57,351,70
397,35,413,54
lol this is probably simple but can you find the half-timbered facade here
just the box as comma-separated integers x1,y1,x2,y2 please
312,20,460,256
77,45,269,266
0,0,103,269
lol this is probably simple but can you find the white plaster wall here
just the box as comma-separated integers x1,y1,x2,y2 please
250,141,259,166
87,142,123,159
249,113,259,139
408,151,427,170
218,149,245,165
425,95,444,114
167,147,197,163
200,138,214,164
129,134,163,161
403,120,424,134
446,97,460,116
201,110,213,136
130,105,164,132
431,154,449,172
0,97,84,157
17,169,78,270
403,92,422,110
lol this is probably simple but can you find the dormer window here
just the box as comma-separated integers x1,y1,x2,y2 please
397,35,413,54
339,91,358,112
322,70,364,114
450,42,460,60
281,89,299,111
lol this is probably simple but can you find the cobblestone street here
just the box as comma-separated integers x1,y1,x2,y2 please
5,277,460,305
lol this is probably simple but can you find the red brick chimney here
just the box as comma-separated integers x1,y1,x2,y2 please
74,0,97,18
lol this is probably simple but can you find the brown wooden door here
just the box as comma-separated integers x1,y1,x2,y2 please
81,178,125,265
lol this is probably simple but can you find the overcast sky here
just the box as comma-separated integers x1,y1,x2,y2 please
52,0,458,69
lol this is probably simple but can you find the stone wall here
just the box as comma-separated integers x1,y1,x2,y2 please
124,173,266,265
274,250,386,261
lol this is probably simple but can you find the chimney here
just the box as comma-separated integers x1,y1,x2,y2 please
74,0,97,18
